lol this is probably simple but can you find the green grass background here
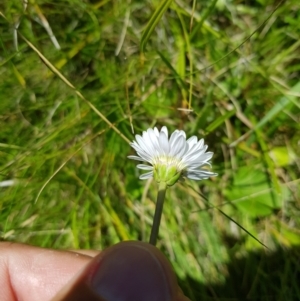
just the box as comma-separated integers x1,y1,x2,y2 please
1,0,300,300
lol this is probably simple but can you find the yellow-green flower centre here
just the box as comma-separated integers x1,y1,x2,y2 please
153,156,184,186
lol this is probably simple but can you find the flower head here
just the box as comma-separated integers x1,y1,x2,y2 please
128,126,217,186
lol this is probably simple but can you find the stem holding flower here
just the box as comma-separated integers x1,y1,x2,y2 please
149,181,167,246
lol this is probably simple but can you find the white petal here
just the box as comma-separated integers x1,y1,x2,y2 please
154,127,159,137
186,136,197,147
185,140,205,156
186,170,217,180
170,135,185,156
169,133,186,155
178,130,186,139
187,151,213,165
130,141,144,153
139,171,154,179
135,135,149,153
187,162,212,169
176,141,188,158
169,130,180,147
161,126,168,138
185,142,205,159
185,173,203,180
128,155,144,161
183,145,208,162
198,152,214,162
136,151,153,163
142,131,158,156
131,146,153,162
137,164,153,170
159,131,169,154
137,134,155,155
147,129,161,152
186,173,207,180
197,138,204,149
131,144,153,161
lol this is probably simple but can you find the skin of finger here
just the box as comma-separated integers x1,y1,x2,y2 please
52,241,191,301
0,242,93,301
69,250,100,257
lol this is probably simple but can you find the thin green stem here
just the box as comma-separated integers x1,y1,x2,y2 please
149,181,167,246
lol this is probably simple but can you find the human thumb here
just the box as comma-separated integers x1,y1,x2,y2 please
51,241,190,301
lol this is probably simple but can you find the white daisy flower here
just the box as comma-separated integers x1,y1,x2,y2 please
128,126,217,186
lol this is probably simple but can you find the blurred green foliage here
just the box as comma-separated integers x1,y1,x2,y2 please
0,0,300,300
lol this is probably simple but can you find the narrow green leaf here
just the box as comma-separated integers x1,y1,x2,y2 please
254,81,300,131
157,50,188,92
230,81,300,147
216,208,270,250
190,0,218,40
140,0,173,52
176,11,193,109
191,187,270,250
205,109,236,133
255,127,281,195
